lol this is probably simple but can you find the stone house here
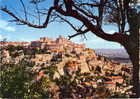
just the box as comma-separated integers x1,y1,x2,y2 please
104,81,116,91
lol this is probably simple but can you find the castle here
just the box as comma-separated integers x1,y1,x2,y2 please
0,36,85,51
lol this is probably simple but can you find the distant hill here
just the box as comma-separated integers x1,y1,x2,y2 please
94,49,131,63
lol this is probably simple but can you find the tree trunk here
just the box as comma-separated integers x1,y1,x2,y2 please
123,24,139,97
123,8,140,98
124,44,139,98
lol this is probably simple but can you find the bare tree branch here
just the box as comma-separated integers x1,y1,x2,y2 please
1,0,129,44
35,3,41,25
73,5,99,20
68,28,89,40
56,14,78,31
55,5,128,43
1,7,55,28
79,3,99,7
43,7,56,26
19,0,28,21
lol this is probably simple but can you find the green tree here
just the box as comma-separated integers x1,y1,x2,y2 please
0,61,32,98
0,59,54,98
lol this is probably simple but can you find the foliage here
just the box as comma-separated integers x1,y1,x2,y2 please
6,45,24,52
0,61,32,98
0,59,52,99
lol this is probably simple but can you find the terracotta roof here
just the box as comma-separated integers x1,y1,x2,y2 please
82,81,97,86
104,81,115,85
90,81,97,85
36,71,44,81
106,76,123,80
66,61,78,67
111,76,122,79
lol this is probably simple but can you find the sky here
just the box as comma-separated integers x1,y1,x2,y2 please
0,0,125,49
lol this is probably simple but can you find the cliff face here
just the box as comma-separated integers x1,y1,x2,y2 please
0,37,132,97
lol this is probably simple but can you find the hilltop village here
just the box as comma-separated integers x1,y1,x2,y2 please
0,36,132,98
0,36,85,50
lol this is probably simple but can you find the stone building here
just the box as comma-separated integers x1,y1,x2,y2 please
0,41,30,48
30,36,85,51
